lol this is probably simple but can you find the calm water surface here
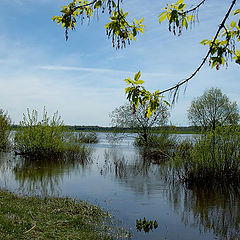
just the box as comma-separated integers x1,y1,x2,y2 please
0,133,239,240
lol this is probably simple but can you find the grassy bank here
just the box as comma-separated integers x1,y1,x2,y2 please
0,190,115,240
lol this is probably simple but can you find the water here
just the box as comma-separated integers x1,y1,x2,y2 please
0,132,239,239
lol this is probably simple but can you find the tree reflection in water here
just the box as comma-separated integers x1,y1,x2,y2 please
174,184,240,240
100,148,240,239
1,143,240,239
13,149,93,196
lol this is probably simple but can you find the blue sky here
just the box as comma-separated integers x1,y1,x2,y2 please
0,0,239,126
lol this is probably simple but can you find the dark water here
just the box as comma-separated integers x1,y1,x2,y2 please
0,133,240,240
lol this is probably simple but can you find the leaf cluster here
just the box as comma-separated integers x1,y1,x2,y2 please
158,0,195,36
52,0,145,48
125,71,169,118
136,218,158,233
201,9,240,69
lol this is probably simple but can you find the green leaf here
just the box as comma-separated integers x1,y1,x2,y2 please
134,71,141,81
176,0,184,5
139,17,144,24
159,13,167,23
182,18,188,29
94,1,102,9
135,80,144,85
133,28,137,37
163,100,171,107
124,77,133,85
233,9,240,15
200,39,209,45
146,107,152,118
230,20,236,28
178,3,186,10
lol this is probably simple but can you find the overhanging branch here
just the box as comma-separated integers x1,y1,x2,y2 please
159,0,237,103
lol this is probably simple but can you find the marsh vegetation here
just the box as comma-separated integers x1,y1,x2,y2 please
14,108,89,161
0,87,240,240
0,109,11,151
173,125,240,186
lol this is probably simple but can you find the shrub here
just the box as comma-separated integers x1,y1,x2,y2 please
135,131,178,161
14,108,86,159
173,125,240,185
74,132,99,144
0,109,11,151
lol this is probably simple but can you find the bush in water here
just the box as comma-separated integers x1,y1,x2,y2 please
173,125,240,185
14,108,87,159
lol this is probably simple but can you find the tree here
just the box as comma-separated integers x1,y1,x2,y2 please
109,102,169,146
53,0,240,108
187,88,239,131
0,109,11,151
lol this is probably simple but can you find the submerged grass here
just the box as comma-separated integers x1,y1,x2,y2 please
173,125,240,186
0,190,114,240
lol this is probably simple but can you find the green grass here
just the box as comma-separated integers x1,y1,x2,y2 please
0,190,115,240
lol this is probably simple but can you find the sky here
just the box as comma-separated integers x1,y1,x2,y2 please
0,0,239,126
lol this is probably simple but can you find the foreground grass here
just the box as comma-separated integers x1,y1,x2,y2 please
0,190,114,240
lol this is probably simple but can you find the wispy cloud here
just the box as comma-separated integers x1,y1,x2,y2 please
40,65,135,75
40,65,177,78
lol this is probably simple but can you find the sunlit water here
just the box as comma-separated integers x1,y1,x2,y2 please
0,133,239,240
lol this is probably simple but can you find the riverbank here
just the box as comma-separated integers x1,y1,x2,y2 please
0,190,115,240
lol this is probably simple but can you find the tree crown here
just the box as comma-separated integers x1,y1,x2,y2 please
187,87,239,130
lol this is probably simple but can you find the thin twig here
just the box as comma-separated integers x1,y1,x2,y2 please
184,0,206,14
73,0,98,10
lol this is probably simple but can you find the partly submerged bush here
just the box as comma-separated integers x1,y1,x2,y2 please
135,131,178,162
14,108,87,159
0,109,11,151
173,125,240,185
74,132,98,144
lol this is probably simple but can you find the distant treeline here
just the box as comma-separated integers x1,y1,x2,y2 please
12,125,197,133
65,125,197,133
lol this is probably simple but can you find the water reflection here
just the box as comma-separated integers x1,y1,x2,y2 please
12,150,93,196
98,148,240,239
0,133,240,239
174,184,240,240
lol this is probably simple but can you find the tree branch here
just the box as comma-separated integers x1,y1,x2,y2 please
73,0,98,10
159,0,237,103
184,0,206,14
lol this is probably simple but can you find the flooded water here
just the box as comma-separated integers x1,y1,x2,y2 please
0,132,240,239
